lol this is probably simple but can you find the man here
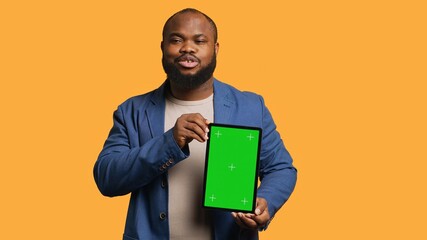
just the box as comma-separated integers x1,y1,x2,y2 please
94,8,297,240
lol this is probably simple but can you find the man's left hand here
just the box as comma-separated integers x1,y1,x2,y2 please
231,197,270,230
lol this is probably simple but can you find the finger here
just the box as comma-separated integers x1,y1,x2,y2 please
252,198,270,226
237,212,258,229
183,114,209,139
177,129,202,144
252,210,269,227
255,198,267,216
231,212,245,228
188,114,210,134
184,122,208,141
173,113,210,148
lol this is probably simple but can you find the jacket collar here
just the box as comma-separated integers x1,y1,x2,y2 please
212,79,234,123
146,78,235,137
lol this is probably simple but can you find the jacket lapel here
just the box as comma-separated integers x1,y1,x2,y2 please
145,79,235,137
213,79,234,124
145,81,167,138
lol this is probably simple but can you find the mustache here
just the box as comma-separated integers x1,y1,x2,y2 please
174,54,200,63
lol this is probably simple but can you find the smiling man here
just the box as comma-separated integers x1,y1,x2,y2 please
94,8,297,240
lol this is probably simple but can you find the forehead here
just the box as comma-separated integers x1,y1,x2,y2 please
164,12,214,38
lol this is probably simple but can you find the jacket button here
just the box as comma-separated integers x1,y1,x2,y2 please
159,212,167,220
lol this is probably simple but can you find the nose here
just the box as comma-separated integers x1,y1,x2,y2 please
179,40,196,54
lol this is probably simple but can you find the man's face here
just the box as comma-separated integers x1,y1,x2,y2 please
161,12,219,90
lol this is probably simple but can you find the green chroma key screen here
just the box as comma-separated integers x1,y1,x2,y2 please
203,123,261,212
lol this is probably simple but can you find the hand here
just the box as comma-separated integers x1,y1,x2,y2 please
173,113,210,149
231,198,270,230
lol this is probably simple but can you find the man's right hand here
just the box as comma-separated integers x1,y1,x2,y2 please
173,113,210,149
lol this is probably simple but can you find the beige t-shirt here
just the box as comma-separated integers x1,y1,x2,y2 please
164,93,214,240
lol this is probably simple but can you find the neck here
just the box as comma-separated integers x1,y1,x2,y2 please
169,78,214,101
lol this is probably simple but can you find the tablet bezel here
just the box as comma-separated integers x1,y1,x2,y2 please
202,123,262,213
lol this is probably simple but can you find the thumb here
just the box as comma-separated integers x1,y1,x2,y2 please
255,198,268,216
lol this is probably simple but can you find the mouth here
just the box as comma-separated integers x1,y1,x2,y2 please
176,54,200,69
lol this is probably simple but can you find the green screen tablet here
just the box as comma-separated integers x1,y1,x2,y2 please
203,123,262,213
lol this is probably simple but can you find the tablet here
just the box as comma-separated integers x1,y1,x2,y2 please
203,123,262,213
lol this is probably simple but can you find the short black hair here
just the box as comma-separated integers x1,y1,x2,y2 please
162,8,218,43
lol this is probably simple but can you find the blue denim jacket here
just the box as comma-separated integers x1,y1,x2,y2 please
94,79,297,240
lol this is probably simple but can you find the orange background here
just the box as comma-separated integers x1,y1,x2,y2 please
1,1,426,239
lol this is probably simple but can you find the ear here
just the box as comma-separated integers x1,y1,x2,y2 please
214,42,219,55
160,41,164,51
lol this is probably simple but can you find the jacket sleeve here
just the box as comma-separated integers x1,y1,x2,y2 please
93,105,189,197
256,96,297,224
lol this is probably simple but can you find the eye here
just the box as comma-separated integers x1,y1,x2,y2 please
170,37,183,44
195,39,207,44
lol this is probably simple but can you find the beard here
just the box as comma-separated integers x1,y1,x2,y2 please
162,53,217,90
